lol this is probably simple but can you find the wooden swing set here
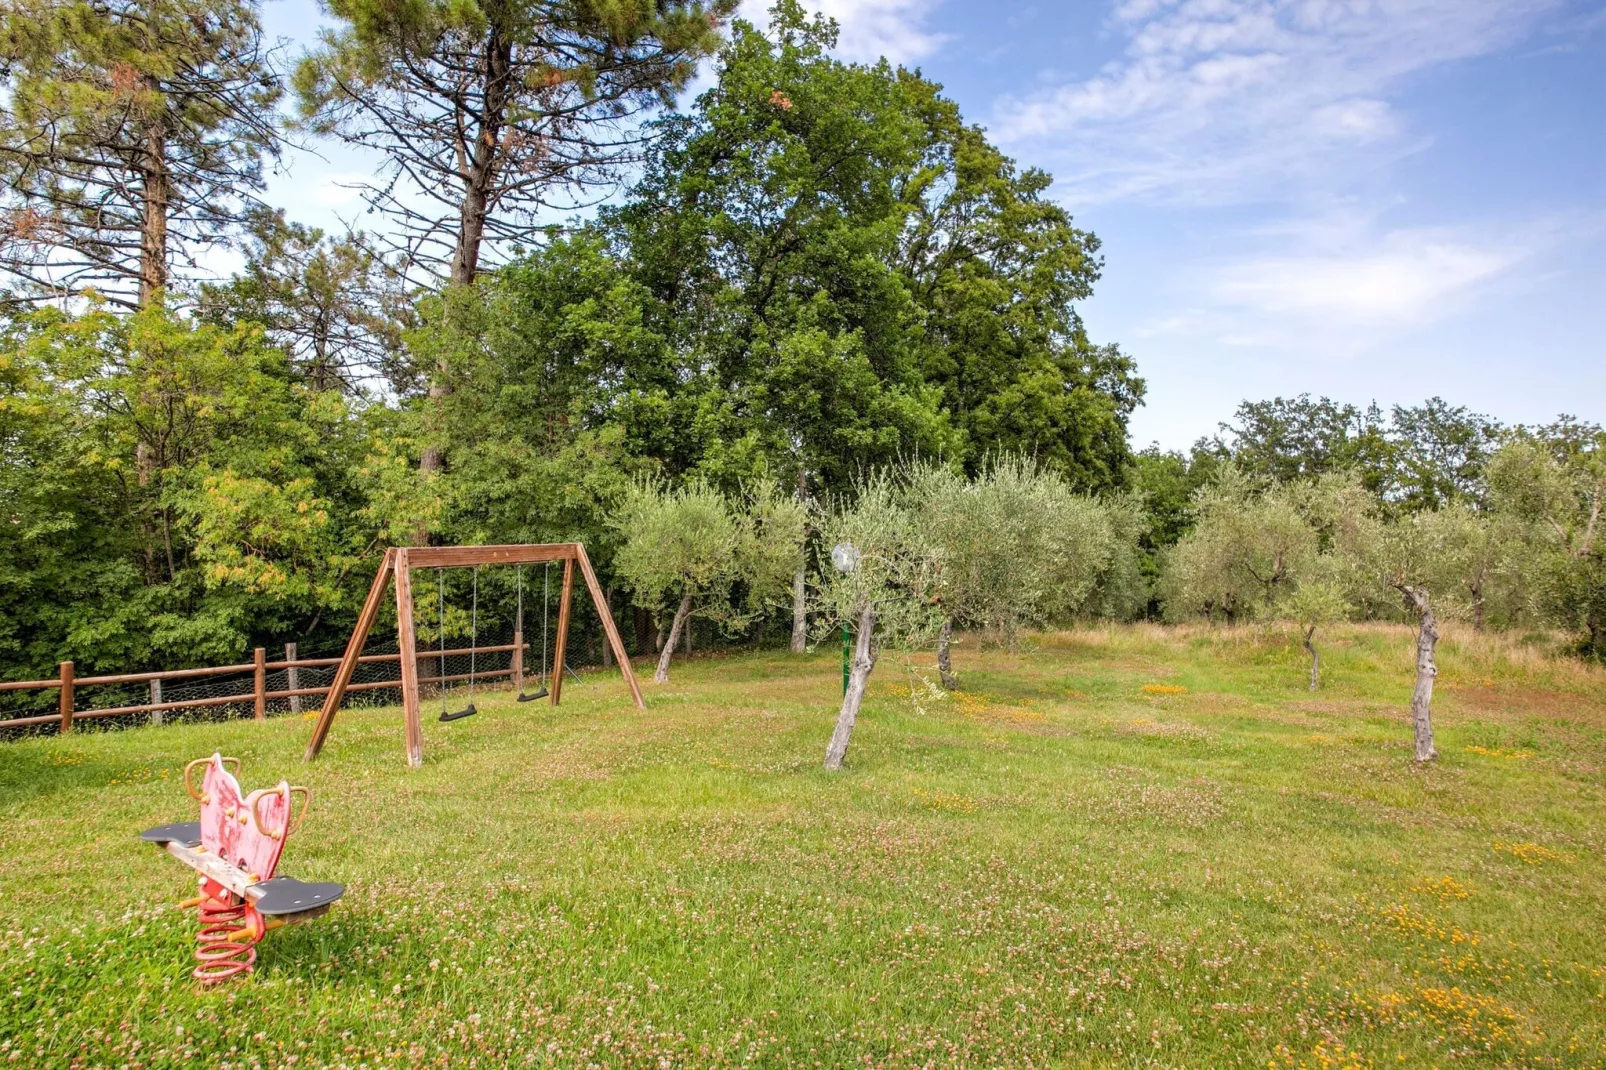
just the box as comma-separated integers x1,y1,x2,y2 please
303,544,643,768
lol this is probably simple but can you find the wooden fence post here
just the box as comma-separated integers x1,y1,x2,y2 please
58,661,73,735
286,643,301,715
253,647,267,721
511,630,524,694
150,678,163,727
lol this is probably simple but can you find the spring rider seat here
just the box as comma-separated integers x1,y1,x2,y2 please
140,754,344,983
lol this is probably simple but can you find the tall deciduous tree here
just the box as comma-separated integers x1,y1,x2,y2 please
0,0,282,305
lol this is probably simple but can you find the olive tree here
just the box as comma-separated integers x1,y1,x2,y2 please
1158,467,1319,622
1487,429,1606,654
612,478,804,683
815,473,944,771
910,456,1115,688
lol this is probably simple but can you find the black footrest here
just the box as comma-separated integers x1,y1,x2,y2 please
252,876,345,916
140,821,202,847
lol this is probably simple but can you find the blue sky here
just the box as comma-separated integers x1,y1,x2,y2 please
260,0,1606,450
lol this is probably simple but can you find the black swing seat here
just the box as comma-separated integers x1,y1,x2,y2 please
251,876,346,916
439,703,477,722
140,820,202,848
516,684,548,702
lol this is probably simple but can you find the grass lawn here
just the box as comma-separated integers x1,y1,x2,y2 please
2,623,1604,1069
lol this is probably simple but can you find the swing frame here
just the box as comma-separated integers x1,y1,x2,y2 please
304,543,643,768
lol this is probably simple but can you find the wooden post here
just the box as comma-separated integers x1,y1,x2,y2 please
150,678,163,727
550,556,575,705
286,643,301,714
511,629,524,694
393,550,424,768
305,550,394,762
575,544,644,709
58,661,73,735
601,587,614,669
253,647,267,721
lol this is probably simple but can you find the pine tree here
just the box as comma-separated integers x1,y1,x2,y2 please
0,0,282,306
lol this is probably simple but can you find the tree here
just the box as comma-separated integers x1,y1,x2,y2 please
199,216,412,394
1374,506,1488,763
294,0,731,286
0,300,380,680
611,477,803,683
815,472,943,770
602,4,958,492
1158,467,1319,622
1214,395,1392,493
0,0,282,306
910,456,1115,688
900,89,1143,489
1388,398,1501,512
1487,424,1606,655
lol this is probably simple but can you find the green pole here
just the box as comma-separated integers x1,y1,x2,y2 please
842,619,851,696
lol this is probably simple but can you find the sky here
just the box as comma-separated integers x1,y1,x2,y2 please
259,0,1606,451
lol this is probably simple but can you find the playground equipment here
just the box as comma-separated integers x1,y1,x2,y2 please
304,543,642,768
140,753,344,984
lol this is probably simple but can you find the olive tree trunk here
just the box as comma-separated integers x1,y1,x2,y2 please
790,565,808,653
1303,624,1320,691
824,605,877,771
936,618,958,690
1394,583,1439,762
654,593,693,684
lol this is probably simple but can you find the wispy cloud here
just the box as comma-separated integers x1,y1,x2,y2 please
993,0,1563,206
737,0,948,65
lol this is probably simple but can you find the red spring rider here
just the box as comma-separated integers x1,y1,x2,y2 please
141,754,344,983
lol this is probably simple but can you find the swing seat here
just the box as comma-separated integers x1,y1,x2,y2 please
516,683,548,702
439,703,477,723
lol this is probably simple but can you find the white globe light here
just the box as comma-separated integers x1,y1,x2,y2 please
831,541,860,574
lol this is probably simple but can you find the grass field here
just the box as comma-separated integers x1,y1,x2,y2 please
2,624,1604,1069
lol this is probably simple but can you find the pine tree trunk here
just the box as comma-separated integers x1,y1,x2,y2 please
824,605,877,771
1304,624,1320,691
1395,584,1439,762
790,565,808,653
654,594,692,684
936,618,958,690
138,113,169,307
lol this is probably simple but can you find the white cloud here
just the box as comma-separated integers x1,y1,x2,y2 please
1213,229,1518,324
736,0,948,64
992,0,1562,206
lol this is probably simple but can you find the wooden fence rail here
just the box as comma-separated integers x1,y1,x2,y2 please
0,643,527,734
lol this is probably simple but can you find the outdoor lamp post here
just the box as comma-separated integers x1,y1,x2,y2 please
831,542,860,696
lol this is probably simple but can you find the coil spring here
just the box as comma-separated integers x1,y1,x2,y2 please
192,894,259,984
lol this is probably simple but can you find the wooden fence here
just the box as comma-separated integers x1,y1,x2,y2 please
0,637,529,735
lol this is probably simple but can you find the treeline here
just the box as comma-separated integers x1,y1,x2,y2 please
0,7,1141,679
1,2,1600,694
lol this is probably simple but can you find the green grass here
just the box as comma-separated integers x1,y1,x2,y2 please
3,623,1604,1068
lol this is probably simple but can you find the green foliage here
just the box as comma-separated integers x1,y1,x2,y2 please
0,301,386,680
612,477,804,630
812,471,944,651
910,456,1117,647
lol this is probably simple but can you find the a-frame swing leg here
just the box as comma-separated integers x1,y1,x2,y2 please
304,550,395,762
392,551,425,767
575,544,644,709
549,557,575,706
